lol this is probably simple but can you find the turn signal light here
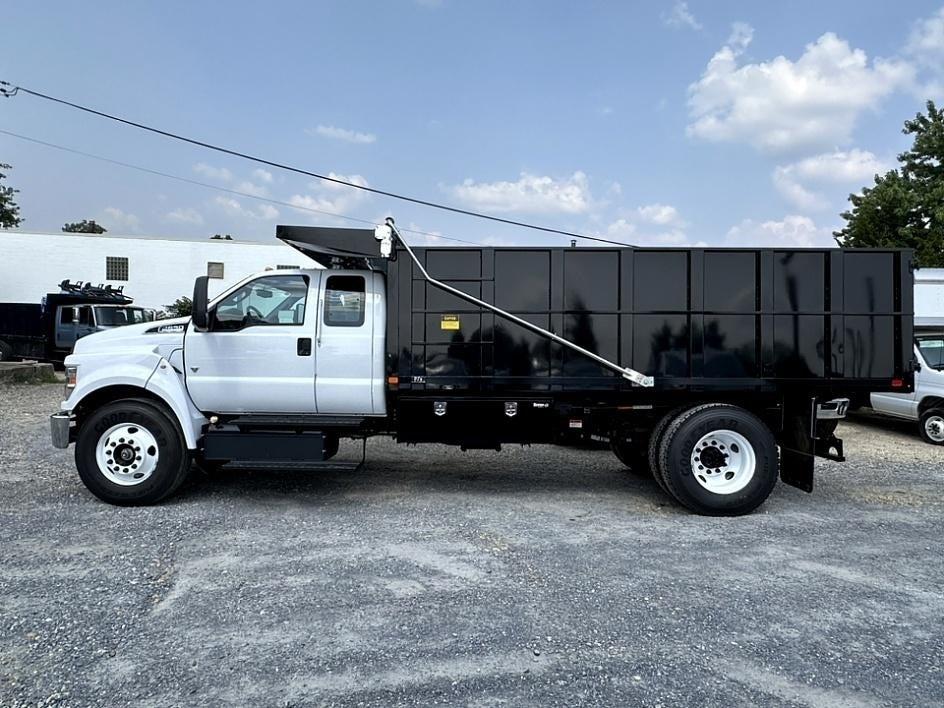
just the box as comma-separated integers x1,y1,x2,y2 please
387,375,399,387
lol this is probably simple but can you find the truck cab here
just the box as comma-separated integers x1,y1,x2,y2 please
184,268,385,415
870,333,944,444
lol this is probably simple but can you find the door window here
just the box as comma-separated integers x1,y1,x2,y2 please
324,276,365,327
917,337,944,370
212,275,309,331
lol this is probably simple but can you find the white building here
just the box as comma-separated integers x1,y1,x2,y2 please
915,268,944,328
0,230,317,310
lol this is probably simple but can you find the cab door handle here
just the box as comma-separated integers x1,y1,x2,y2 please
297,337,312,356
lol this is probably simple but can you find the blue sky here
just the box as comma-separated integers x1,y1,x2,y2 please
2,1,944,248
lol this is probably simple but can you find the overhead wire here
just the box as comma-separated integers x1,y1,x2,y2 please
0,80,636,247
0,128,481,246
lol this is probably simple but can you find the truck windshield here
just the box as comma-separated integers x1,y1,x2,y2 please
94,307,149,327
917,337,944,370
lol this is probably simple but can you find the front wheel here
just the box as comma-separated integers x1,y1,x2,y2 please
919,409,944,445
75,399,190,505
657,404,779,516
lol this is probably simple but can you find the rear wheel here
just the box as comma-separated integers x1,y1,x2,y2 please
0,339,13,361
919,409,944,445
647,406,688,494
657,404,778,516
75,399,190,505
610,433,650,477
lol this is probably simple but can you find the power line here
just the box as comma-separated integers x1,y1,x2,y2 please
0,80,636,247
0,128,481,246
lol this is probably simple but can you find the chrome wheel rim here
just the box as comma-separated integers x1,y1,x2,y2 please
924,415,944,442
690,429,755,495
95,423,159,486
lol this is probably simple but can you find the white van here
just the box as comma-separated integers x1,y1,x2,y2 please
871,333,944,444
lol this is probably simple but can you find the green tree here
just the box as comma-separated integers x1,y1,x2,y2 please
835,101,944,267
165,296,193,318
0,162,23,228
62,219,107,234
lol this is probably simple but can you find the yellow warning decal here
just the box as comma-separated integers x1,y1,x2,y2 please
440,315,460,330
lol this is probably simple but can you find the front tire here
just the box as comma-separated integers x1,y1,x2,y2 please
75,399,190,505
657,404,778,516
919,409,944,445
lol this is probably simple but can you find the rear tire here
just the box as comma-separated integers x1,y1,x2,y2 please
919,409,944,445
610,434,650,477
647,406,688,494
0,339,13,362
75,399,190,505
657,404,778,516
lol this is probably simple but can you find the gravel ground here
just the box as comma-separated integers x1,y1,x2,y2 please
1,383,943,707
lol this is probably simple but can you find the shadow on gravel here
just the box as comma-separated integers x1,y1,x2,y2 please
172,447,673,508
847,411,921,439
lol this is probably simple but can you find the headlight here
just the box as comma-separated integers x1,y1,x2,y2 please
65,366,78,393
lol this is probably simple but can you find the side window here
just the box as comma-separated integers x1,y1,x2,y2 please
917,338,944,369
59,307,75,325
324,275,365,327
78,307,93,326
212,275,309,332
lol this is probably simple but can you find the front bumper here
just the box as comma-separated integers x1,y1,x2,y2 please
50,412,73,449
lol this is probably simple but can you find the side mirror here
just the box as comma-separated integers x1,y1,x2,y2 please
191,276,210,331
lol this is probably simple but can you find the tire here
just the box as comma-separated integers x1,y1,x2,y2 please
75,399,190,505
0,339,13,362
647,406,689,494
323,434,340,460
657,404,778,516
918,408,944,445
610,434,650,477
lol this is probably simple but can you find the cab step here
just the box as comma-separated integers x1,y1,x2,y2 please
221,460,362,472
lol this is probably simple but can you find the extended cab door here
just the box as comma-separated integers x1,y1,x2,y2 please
315,271,385,415
184,273,318,413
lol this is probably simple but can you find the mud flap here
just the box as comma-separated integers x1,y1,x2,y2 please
780,397,847,493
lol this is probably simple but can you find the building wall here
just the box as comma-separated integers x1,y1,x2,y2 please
915,268,944,327
0,231,317,310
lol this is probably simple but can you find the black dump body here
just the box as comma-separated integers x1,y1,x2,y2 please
384,246,914,397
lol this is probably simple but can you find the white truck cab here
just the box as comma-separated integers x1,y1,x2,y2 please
50,266,386,505
870,334,944,444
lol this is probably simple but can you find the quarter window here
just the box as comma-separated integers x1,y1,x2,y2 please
917,337,944,369
324,276,365,327
212,275,308,331
106,256,129,281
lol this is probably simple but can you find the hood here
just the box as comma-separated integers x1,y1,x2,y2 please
72,317,190,357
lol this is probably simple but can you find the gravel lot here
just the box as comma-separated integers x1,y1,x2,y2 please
1,383,943,707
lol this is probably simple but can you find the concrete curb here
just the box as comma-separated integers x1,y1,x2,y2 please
0,361,60,384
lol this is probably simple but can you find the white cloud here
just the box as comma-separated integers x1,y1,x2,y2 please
906,7,944,95
234,180,269,198
213,196,279,221
165,207,204,226
100,207,140,233
252,168,274,184
906,7,944,66
288,173,371,217
688,27,914,153
309,124,377,145
635,203,686,227
773,149,887,210
604,203,695,245
663,1,701,31
449,172,593,214
193,162,233,182
725,215,835,248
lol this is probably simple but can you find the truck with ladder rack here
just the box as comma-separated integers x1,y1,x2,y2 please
0,280,154,363
50,219,915,515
